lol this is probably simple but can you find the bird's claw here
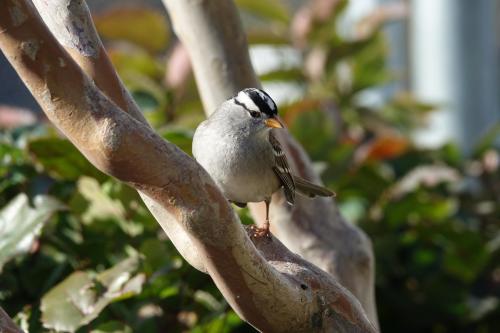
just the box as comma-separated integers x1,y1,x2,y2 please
250,224,271,238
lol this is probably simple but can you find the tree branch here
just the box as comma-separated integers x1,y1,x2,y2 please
163,0,378,326
0,0,377,331
0,307,23,333
28,0,205,272
163,0,259,113
31,0,146,125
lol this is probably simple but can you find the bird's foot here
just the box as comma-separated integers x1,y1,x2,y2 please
250,224,271,238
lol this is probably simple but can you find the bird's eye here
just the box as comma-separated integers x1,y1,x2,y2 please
250,111,261,118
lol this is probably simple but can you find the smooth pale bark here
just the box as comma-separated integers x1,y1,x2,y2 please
0,0,377,331
163,0,378,326
30,0,206,272
31,0,146,124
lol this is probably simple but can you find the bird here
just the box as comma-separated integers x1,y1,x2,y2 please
192,88,335,237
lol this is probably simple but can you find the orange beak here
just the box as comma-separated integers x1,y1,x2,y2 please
265,117,283,129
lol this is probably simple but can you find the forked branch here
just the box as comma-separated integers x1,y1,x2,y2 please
0,0,376,331
163,0,378,326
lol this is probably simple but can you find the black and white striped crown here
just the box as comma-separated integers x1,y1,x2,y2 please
233,88,278,117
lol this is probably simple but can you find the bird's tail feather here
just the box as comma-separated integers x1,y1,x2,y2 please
293,175,335,198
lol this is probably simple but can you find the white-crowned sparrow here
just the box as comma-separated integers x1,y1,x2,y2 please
192,88,334,237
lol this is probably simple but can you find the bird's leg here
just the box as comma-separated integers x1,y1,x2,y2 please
263,198,270,232
251,199,271,238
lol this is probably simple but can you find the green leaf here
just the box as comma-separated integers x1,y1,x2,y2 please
442,230,488,283
348,34,390,92
191,311,242,333
41,271,94,332
75,177,143,236
133,91,160,111
108,47,163,79
0,142,31,193
247,28,290,45
0,193,64,270
0,141,24,172
91,321,132,333
41,256,144,332
94,7,170,52
160,127,194,155
120,71,168,127
194,290,224,312
259,68,305,82
28,137,106,181
13,308,31,332
77,177,125,224
235,0,289,23
140,238,170,274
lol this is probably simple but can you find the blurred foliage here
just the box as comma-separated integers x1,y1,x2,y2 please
1,1,500,333
94,7,170,52
0,125,248,333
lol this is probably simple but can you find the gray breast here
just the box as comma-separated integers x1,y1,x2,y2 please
192,120,280,203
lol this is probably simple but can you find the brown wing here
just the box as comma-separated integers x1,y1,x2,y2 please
293,175,336,198
269,132,295,205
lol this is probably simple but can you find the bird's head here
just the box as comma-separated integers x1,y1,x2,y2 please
226,88,283,133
